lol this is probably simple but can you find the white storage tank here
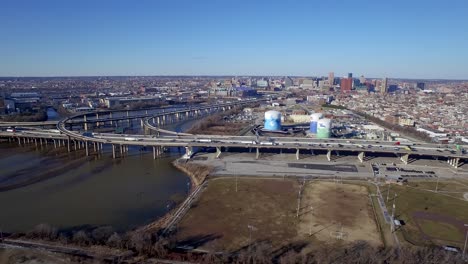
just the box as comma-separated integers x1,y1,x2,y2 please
316,118,332,138
264,110,282,131
310,113,323,134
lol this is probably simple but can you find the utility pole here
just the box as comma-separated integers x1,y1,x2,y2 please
235,175,238,193
296,188,301,218
387,184,391,203
391,193,397,232
309,206,314,236
463,224,468,260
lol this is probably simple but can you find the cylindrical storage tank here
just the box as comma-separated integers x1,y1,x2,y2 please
316,118,332,138
264,110,282,131
309,113,323,134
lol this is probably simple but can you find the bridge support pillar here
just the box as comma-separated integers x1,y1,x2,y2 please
215,147,222,159
34,138,37,147
83,115,88,131
153,146,156,159
85,142,89,156
448,158,460,168
358,152,365,163
53,139,57,149
296,148,300,160
400,153,409,165
183,146,193,159
326,150,332,161
256,147,260,160
93,142,97,152
17,137,21,146
112,144,116,159
126,111,130,125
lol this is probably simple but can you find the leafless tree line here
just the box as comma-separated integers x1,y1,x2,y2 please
9,224,465,263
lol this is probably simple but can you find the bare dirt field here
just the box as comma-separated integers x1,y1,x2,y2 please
299,181,382,246
175,178,382,252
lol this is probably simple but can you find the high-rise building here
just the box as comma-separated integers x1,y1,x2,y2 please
348,73,353,79
416,82,425,89
340,78,353,92
359,75,366,84
381,78,388,94
328,72,334,86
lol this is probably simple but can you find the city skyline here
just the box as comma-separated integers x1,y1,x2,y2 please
1,0,468,78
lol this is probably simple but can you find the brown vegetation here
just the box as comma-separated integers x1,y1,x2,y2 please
172,161,213,186
1,109,47,122
6,226,466,264
186,106,247,135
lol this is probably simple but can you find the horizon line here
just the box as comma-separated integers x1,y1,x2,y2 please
0,74,467,81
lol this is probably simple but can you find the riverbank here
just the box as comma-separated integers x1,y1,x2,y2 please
135,159,213,233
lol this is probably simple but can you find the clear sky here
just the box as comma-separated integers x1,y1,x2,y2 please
1,0,468,79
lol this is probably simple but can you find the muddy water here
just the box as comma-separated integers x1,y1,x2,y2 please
0,117,200,233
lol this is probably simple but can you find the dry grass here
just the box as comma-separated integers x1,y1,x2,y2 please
299,181,382,246
174,178,299,252
173,162,213,185
174,178,382,252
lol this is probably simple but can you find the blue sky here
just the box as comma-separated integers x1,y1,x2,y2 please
1,0,468,78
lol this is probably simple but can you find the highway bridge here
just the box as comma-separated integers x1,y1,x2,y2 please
0,98,466,169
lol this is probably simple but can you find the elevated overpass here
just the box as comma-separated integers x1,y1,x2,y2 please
0,98,466,169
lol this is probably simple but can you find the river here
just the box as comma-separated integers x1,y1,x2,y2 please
0,114,199,233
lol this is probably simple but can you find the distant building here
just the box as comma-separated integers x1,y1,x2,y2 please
301,79,314,89
340,78,353,92
388,84,398,93
256,80,268,88
284,77,294,88
233,87,258,97
328,72,334,86
359,75,366,85
416,82,425,89
348,73,353,78
381,78,388,94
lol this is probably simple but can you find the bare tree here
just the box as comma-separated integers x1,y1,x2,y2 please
106,232,123,248
29,223,58,240
91,226,114,245
72,230,91,246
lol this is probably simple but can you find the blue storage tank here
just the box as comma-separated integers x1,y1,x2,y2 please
309,113,323,134
264,110,282,131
